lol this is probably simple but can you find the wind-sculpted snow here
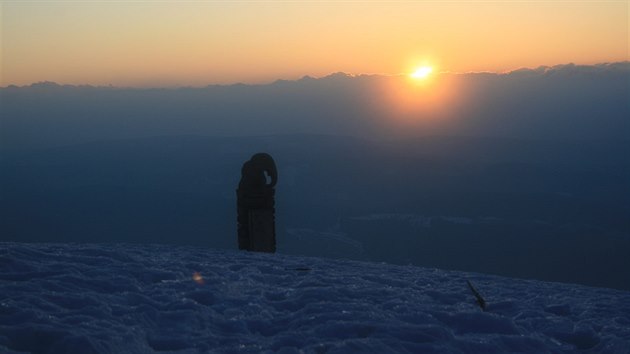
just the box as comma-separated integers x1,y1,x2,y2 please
1,243,629,353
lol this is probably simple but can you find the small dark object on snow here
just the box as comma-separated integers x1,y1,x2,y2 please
467,280,487,311
237,153,277,253
285,267,312,272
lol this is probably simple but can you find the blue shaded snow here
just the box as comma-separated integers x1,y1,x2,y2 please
0,243,629,353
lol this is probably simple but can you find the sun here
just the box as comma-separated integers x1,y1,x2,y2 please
411,66,433,79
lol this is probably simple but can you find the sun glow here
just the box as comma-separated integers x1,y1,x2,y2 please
411,66,433,79
383,67,460,126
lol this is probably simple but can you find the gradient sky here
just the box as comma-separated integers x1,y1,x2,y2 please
1,1,628,87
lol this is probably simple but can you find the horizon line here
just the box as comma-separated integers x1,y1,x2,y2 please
2,61,628,90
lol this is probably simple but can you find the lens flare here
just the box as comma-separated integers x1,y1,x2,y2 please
192,272,204,285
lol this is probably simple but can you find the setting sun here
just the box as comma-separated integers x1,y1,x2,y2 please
411,66,433,79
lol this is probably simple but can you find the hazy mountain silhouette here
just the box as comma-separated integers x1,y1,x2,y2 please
1,62,628,153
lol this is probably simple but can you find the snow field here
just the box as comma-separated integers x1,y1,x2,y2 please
0,243,629,353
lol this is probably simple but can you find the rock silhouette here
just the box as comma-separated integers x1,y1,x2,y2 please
236,153,277,253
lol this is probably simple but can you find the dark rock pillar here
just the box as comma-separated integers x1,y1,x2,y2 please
236,153,277,253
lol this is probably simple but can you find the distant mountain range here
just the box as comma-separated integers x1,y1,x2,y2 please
1,62,628,152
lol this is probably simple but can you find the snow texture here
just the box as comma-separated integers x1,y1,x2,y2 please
1,243,629,353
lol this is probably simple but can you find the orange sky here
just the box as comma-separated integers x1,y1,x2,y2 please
1,1,628,87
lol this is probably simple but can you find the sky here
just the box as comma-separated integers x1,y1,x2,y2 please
1,1,628,87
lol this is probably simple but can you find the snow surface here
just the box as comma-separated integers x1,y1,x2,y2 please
1,243,629,354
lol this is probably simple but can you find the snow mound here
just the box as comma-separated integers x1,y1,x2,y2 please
1,243,629,353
